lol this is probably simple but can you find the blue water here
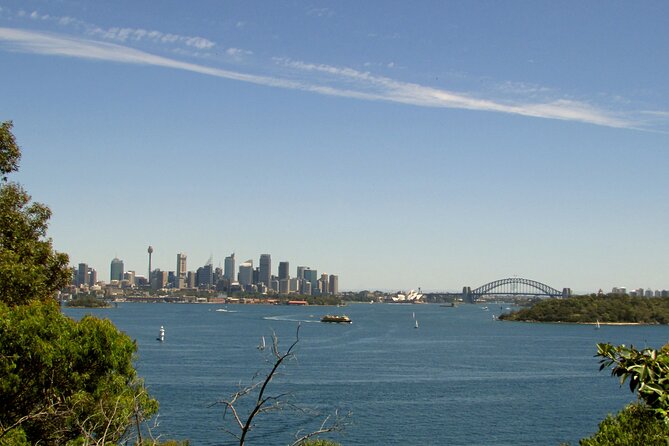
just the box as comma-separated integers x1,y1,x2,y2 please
64,303,669,445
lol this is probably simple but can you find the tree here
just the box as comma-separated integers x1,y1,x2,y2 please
216,325,345,446
596,342,669,420
0,300,158,444
0,122,159,444
0,121,70,307
579,402,669,446
0,121,20,181
577,342,669,445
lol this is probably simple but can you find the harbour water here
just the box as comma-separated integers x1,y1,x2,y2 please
64,303,668,445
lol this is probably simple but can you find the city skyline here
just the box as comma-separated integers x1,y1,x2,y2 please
1,1,667,294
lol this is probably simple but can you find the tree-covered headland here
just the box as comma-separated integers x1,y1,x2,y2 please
499,294,669,324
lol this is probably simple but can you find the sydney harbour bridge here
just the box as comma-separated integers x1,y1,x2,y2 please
425,277,570,303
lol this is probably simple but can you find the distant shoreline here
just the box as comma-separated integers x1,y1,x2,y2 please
501,319,652,326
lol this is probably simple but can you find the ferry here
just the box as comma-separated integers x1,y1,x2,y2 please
321,314,352,324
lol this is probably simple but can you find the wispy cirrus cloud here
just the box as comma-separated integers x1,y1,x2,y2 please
20,9,215,50
0,27,659,131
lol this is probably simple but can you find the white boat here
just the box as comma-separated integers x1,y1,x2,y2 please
595,320,601,329
414,319,419,329
157,325,165,342
258,336,266,350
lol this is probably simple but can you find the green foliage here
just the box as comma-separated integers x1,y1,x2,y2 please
499,295,669,324
66,295,111,308
597,342,669,420
0,122,166,444
0,121,21,180
579,402,669,445
0,121,70,306
0,300,158,444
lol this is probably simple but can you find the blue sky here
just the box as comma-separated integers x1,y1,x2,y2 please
1,1,667,293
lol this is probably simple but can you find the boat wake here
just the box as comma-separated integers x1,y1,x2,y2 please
214,308,237,313
262,315,319,323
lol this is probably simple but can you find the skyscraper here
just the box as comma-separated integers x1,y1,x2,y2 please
77,263,88,287
259,254,271,288
304,269,318,293
238,260,253,286
110,258,124,282
224,253,236,281
329,274,339,295
176,253,187,289
319,273,329,294
278,261,290,281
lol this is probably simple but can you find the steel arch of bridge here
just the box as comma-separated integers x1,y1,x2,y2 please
472,277,562,298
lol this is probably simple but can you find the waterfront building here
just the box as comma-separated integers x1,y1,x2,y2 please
259,254,272,289
176,253,187,289
329,274,339,295
296,266,307,280
224,253,235,281
110,258,124,282
238,260,253,286
279,261,290,281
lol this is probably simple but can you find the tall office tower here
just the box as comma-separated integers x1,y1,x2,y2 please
186,271,196,289
110,258,124,282
77,263,88,287
318,272,329,294
304,269,318,292
329,274,339,295
88,268,97,287
238,260,253,286
279,261,290,281
197,263,214,289
303,281,312,295
176,253,187,289
147,246,153,279
259,254,272,288
224,253,236,281
151,269,167,290
296,266,307,281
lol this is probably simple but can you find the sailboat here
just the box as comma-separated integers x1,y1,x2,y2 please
157,325,165,342
414,319,419,329
595,320,601,329
412,312,415,319
258,336,266,350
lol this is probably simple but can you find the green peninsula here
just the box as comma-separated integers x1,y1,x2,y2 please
499,295,669,324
